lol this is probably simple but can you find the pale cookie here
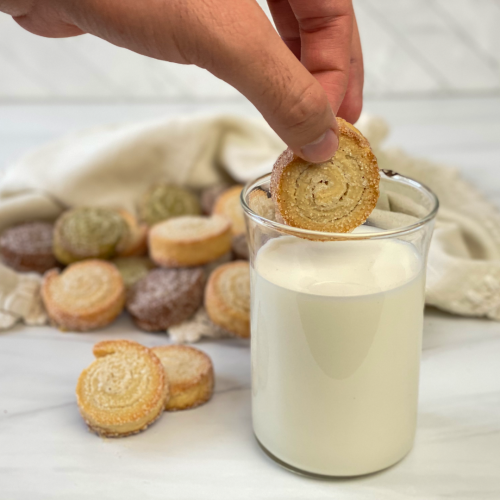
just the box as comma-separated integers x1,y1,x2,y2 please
42,260,126,331
205,261,250,338
248,188,276,221
138,184,201,226
270,118,380,233
53,207,129,264
152,345,214,411
126,268,205,332
149,215,231,268
213,186,246,235
76,340,168,437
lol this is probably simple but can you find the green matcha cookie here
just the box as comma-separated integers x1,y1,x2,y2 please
53,207,129,264
112,257,155,288
138,184,201,226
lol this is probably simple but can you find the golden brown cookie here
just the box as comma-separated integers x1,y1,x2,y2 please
0,222,59,273
201,184,230,215
42,260,126,331
116,210,148,257
126,267,205,332
213,185,245,235
205,261,250,338
151,345,214,411
149,215,231,268
248,188,276,221
270,118,380,233
76,340,168,437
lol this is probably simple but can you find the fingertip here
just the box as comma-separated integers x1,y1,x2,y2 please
298,128,339,163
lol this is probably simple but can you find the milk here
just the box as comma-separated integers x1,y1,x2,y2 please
251,232,425,476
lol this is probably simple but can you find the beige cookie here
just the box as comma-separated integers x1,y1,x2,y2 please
149,215,231,268
205,261,250,338
76,340,168,437
152,345,214,411
213,185,245,235
248,188,276,221
270,118,380,233
116,210,148,257
42,260,125,331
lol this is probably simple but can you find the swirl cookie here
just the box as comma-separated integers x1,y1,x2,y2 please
151,345,214,411
76,340,168,437
127,267,205,332
112,256,155,289
248,188,276,221
138,184,201,226
0,222,59,273
149,215,232,268
270,118,380,233
205,261,250,338
53,207,129,264
42,260,126,331
116,210,148,257
213,186,245,235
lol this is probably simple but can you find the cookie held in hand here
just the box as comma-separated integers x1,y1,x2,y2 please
76,340,168,437
152,345,214,411
42,260,126,331
270,118,380,233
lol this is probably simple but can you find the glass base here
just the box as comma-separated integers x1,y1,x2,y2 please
254,435,410,479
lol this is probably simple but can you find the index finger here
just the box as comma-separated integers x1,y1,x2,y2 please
287,0,354,116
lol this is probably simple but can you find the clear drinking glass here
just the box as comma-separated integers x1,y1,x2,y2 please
242,171,438,478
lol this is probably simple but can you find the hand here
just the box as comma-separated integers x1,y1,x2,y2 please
2,0,363,162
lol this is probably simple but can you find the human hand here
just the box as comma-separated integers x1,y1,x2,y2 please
3,0,363,162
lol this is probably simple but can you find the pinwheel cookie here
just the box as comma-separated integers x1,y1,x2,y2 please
127,267,205,332
116,210,148,257
42,260,126,331
76,340,168,437
152,345,214,411
213,186,245,235
149,215,231,268
53,207,129,264
270,118,380,233
205,261,250,338
248,188,276,221
0,222,59,273
138,184,201,226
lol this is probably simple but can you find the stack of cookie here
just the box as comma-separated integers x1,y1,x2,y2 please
0,183,251,339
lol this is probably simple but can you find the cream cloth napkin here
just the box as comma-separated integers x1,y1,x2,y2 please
0,113,499,332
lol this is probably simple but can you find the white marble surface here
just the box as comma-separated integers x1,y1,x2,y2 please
1,99,500,498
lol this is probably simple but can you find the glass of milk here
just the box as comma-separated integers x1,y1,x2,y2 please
241,171,438,477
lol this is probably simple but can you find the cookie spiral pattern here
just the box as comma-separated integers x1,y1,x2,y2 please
76,340,168,437
42,260,125,331
270,118,380,233
205,261,250,338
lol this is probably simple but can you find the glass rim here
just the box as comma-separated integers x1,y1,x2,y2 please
240,171,439,240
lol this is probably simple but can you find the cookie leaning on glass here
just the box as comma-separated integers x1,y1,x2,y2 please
270,117,380,233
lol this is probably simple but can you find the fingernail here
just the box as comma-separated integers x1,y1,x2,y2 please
300,129,339,163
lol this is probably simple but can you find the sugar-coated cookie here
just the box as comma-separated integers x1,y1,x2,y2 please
270,118,380,233
138,184,201,226
248,188,276,221
53,207,129,264
76,340,168,437
42,260,126,331
205,261,250,338
213,185,245,235
126,268,205,332
0,222,58,273
149,215,231,268
151,345,214,411
116,210,148,257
